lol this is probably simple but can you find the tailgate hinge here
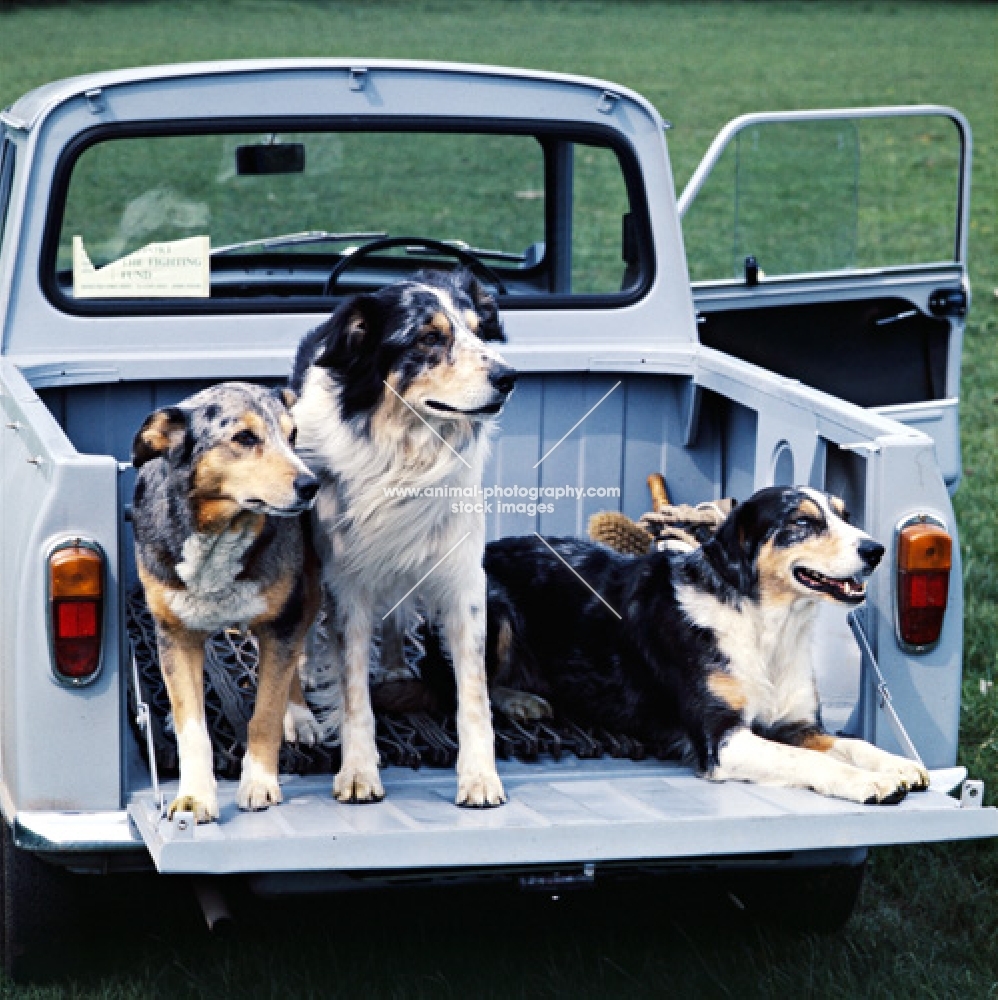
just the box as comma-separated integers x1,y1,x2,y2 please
961,780,984,809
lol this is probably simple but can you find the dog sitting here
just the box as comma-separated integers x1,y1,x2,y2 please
132,382,321,823
291,269,515,807
424,486,928,805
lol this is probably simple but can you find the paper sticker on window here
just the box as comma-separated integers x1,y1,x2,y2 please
73,235,210,298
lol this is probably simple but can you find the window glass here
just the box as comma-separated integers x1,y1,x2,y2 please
52,126,646,308
572,143,632,294
0,136,14,257
58,131,544,271
683,115,961,282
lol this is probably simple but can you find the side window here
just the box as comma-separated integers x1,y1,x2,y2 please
682,114,964,283
572,143,633,294
0,136,15,257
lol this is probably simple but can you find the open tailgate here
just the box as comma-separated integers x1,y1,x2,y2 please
129,762,997,875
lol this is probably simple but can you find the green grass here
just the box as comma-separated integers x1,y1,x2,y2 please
1,1,996,996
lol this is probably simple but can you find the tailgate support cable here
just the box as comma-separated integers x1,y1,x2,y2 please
847,611,925,766
131,649,166,817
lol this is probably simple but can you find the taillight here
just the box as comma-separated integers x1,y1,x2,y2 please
49,542,104,683
897,519,952,649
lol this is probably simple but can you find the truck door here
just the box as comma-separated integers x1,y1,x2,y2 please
680,107,970,491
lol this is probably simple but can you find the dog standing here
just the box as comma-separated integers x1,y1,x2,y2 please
292,270,515,807
461,487,929,805
132,382,321,822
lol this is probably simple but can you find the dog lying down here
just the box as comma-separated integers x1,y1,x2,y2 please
418,486,929,806
132,382,321,823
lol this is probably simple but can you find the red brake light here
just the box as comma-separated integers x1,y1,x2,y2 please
49,544,104,682
897,522,952,649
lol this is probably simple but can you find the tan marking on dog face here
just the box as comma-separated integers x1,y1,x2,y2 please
757,533,841,603
279,412,294,440
404,346,500,420
757,538,797,603
241,411,267,440
757,506,867,605
191,495,242,534
464,309,480,332
800,732,837,753
829,495,846,517
707,670,747,711
428,311,453,338
797,498,823,521
190,411,305,527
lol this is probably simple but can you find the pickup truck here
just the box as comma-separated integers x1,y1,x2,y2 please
0,59,994,975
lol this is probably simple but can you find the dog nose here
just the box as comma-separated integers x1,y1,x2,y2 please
294,473,320,503
489,363,517,396
859,539,885,570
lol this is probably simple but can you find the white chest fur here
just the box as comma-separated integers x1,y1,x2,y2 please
677,585,820,728
295,370,490,602
167,527,266,632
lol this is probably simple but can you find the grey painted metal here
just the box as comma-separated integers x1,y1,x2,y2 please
677,105,972,264
0,360,121,814
128,763,998,875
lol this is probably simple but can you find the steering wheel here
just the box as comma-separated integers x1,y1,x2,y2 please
323,236,508,297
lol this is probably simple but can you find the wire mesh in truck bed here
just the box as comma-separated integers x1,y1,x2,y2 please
126,589,682,780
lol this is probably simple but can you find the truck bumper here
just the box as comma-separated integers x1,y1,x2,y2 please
13,809,145,854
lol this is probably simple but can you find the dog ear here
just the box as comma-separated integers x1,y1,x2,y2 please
703,500,764,594
459,271,505,343
315,294,386,366
132,407,188,468
275,387,297,410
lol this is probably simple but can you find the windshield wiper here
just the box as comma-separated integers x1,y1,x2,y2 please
405,239,526,263
211,231,388,256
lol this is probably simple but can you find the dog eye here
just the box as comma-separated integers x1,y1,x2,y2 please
232,430,260,448
421,329,444,347
794,516,815,529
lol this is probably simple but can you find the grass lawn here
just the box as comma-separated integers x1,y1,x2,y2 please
1,1,996,996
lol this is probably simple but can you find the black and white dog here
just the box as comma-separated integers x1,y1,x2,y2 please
462,487,929,805
291,270,516,807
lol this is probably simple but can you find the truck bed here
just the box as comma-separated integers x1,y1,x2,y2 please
129,760,991,876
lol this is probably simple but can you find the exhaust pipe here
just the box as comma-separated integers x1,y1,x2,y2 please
193,878,234,934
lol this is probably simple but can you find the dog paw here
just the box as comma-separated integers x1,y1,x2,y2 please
283,701,322,746
456,770,506,808
237,755,282,811
168,791,219,825
859,774,910,805
237,773,282,811
492,687,553,721
333,765,385,804
893,760,930,792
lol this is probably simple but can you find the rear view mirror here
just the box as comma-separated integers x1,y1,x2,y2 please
235,142,305,175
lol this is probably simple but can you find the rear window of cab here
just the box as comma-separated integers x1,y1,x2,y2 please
45,124,653,313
